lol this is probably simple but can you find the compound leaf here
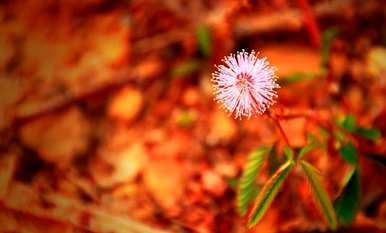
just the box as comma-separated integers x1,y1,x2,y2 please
334,168,361,225
237,147,269,216
354,127,381,141
339,141,358,165
300,160,338,230
247,160,294,227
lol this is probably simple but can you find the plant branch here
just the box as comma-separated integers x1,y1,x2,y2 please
297,0,321,48
268,110,291,147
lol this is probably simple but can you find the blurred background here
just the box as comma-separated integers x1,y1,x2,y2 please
0,0,385,232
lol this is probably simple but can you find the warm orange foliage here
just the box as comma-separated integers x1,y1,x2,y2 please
0,0,385,233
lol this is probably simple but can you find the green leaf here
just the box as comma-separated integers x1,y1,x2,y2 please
334,169,361,225
196,25,211,57
300,160,337,230
321,28,339,69
334,129,347,142
339,141,358,165
267,145,283,175
237,147,269,216
278,72,317,86
298,134,320,160
248,160,294,227
298,143,317,160
283,146,294,160
341,114,356,132
337,114,381,141
171,60,200,77
227,177,239,190
176,110,196,127
319,127,330,139
354,127,381,141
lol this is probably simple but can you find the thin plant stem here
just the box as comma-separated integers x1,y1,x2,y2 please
274,117,291,147
267,110,291,147
297,0,321,48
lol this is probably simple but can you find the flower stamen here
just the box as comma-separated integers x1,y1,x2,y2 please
212,50,279,119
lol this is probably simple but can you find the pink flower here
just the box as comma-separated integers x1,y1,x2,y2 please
212,50,279,119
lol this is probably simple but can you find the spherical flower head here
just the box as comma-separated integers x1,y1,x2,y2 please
212,50,280,119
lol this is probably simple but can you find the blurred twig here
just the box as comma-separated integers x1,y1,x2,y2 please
132,0,355,55
235,0,353,37
296,0,321,47
10,68,134,127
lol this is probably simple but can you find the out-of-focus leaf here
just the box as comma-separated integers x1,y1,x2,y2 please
248,160,294,227
321,28,339,69
354,127,381,141
334,129,346,142
227,177,239,190
176,110,196,127
367,47,386,78
341,114,356,133
268,145,282,175
319,127,330,139
306,133,319,142
239,183,260,204
283,146,294,160
298,134,320,160
339,141,358,165
300,160,337,230
365,153,386,167
171,60,200,77
337,115,380,141
196,25,211,57
278,72,317,86
298,143,317,160
237,147,269,216
334,168,361,225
